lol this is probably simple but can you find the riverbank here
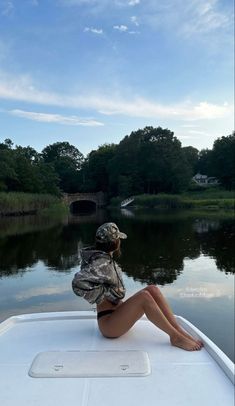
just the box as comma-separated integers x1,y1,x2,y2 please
0,192,67,216
110,189,235,210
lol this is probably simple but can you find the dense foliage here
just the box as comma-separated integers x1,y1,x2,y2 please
0,128,234,197
0,140,59,195
196,133,235,190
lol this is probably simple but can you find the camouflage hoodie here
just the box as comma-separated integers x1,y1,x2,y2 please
72,247,126,305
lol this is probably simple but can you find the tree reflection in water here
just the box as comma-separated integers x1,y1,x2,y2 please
0,211,234,282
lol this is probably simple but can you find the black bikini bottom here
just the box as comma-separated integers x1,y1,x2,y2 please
97,309,115,319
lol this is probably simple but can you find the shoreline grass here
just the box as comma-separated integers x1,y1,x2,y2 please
134,194,234,210
110,190,235,211
1,189,234,215
0,192,65,216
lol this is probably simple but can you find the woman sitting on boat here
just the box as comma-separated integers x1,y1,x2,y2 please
72,222,203,351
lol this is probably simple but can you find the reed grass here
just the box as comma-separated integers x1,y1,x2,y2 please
0,192,62,215
182,188,235,200
125,193,235,210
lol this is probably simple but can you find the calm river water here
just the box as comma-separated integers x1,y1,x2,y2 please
0,209,234,361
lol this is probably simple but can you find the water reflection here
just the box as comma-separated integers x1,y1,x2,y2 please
0,222,80,274
0,209,234,361
114,212,235,282
0,210,234,280
117,218,200,285
197,222,235,275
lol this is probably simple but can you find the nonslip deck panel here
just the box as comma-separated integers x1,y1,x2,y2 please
29,350,151,378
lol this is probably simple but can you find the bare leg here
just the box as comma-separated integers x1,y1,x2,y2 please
98,290,201,351
144,285,203,347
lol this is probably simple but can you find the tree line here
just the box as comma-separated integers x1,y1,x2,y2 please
0,127,234,198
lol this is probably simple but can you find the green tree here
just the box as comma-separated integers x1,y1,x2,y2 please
0,140,18,191
196,149,213,175
80,144,117,193
42,142,83,169
182,146,199,176
15,145,40,163
42,142,84,193
108,126,191,196
33,163,60,195
0,140,60,194
211,133,235,190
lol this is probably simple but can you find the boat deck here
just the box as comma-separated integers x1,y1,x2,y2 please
0,311,234,406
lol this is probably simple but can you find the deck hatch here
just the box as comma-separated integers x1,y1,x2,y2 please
29,350,151,378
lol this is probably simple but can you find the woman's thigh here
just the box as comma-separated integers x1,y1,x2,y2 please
98,290,152,338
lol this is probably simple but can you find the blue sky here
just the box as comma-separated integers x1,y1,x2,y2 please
0,0,234,155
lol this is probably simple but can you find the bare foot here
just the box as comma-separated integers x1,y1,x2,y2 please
170,332,202,351
176,327,203,347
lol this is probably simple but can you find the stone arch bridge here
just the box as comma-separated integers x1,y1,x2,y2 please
63,192,106,209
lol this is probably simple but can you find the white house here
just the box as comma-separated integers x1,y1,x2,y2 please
193,173,219,186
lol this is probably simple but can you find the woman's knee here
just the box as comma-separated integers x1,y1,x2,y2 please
137,289,155,305
144,284,161,297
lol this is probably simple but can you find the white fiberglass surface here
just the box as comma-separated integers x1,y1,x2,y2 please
0,312,234,406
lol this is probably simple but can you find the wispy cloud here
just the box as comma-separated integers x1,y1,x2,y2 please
113,25,128,32
59,0,140,9
59,0,232,39
113,24,139,34
84,27,103,34
128,0,140,5
188,130,211,137
180,0,231,36
144,0,232,37
98,99,232,120
8,109,104,126
15,285,70,301
60,0,140,5
0,0,14,16
0,74,233,121
128,30,140,35
181,124,200,128
130,15,139,26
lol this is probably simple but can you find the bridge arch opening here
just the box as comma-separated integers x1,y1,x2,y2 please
70,200,96,214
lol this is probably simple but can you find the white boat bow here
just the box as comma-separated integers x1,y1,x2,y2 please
0,311,234,406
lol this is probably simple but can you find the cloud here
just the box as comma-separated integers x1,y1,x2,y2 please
188,101,231,120
128,0,140,5
60,0,140,6
128,30,140,35
113,25,128,32
8,109,104,126
0,73,233,121
14,285,70,301
0,0,14,16
188,130,211,136
181,124,198,128
144,0,232,37
58,0,232,42
84,26,103,34
180,0,231,36
130,15,139,26
181,124,200,128
98,99,233,120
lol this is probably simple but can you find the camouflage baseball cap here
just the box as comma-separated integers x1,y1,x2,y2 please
96,222,127,243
